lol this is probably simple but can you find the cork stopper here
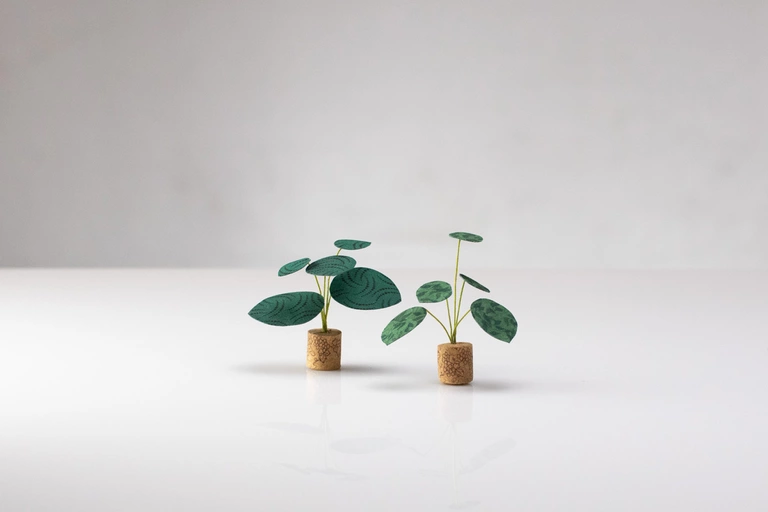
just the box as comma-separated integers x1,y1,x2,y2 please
437,342,473,385
306,329,342,371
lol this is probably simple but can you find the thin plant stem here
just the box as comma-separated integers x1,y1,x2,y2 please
456,281,466,321
445,299,453,335
322,276,330,331
454,309,471,330
425,309,452,341
453,281,466,340
322,248,341,327
324,276,333,320
451,281,467,342
314,274,327,330
452,239,462,343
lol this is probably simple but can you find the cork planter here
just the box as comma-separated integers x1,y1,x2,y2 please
437,342,473,385
306,329,342,371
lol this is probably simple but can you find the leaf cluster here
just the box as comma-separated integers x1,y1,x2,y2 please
381,232,517,345
249,239,401,330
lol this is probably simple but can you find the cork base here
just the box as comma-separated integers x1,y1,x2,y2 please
437,342,473,385
307,329,342,371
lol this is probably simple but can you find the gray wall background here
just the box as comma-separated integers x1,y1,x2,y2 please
1,0,766,268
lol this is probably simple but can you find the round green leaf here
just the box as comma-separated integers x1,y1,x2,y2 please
460,274,490,293
305,255,356,276
381,307,427,345
330,267,402,310
249,292,324,326
449,232,483,243
278,258,311,277
334,239,371,251
416,281,452,303
470,298,517,342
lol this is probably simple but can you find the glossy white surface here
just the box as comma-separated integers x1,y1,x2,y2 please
2,269,767,511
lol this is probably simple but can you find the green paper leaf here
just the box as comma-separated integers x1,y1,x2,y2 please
381,307,427,345
460,274,490,293
305,255,356,276
449,232,483,243
334,239,371,251
330,267,402,310
470,298,517,342
278,258,311,277
416,281,453,303
249,292,325,327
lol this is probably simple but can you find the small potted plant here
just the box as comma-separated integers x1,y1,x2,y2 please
381,232,518,385
249,239,401,371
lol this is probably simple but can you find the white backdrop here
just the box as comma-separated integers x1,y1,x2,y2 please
1,0,766,268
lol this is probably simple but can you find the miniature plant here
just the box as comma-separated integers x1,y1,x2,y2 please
381,232,517,345
249,239,401,330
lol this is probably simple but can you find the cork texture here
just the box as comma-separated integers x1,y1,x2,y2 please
306,329,342,371
437,342,473,385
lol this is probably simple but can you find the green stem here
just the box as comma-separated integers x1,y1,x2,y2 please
452,239,461,343
456,281,466,320
445,299,453,334
425,309,452,342
323,248,341,326
322,276,330,332
454,309,471,330
324,276,332,321
314,275,327,330
453,281,466,341
315,247,343,332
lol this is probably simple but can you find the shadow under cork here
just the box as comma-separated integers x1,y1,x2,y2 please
231,362,405,376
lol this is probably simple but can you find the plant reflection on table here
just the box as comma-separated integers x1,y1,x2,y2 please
325,384,516,510
421,386,516,509
256,369,364,481
256,372,515,507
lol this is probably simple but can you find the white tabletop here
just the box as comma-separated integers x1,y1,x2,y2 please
2,269,767,511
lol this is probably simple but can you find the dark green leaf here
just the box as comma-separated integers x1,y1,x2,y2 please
416,280,452,303
381,307,427,345
470,298,517,342
278,258,311,277
249,292,324,326
330,267,402,310
460,274,490,293
305,255,356,276
449,232,483,243
334,239,371,250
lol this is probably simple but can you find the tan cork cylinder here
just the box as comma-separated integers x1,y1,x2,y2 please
437,342,473,385
306,329,342,371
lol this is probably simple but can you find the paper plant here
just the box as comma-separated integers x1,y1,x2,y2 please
380,232,517,384
249,239,401,370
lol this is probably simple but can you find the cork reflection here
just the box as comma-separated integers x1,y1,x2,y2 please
255,369,364,481
428,385,516,509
